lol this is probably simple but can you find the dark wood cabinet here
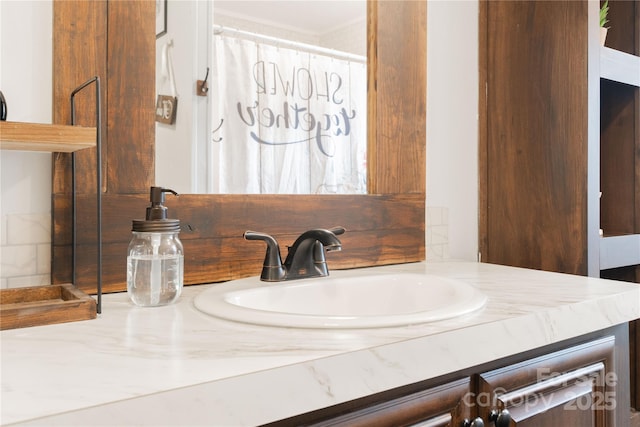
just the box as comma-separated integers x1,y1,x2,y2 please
598,0,640,282
269,328,628,427
305,378,471,427
479,0,591,276
477,336,616,427
479,0,640,281
479,0,640,410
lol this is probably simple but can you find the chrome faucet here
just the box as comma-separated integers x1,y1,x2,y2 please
244,227,345,282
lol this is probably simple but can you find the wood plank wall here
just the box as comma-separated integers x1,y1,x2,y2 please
52,1,427,294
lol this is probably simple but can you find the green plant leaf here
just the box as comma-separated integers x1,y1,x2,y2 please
600,0,609,28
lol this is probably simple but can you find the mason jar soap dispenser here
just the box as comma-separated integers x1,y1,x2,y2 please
127,187,184,307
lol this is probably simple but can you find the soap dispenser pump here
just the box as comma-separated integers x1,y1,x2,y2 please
127,187,184,307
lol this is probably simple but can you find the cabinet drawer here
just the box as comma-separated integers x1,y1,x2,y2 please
477,336,616,427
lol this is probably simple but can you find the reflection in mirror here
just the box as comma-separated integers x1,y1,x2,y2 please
155,0,367,195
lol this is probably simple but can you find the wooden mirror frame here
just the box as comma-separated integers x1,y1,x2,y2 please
51,0,426,293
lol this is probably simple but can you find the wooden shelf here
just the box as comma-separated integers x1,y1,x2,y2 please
600,47,640,87
600,234,640,270
0,284,96,330
0,121,96,152
1,121,99,327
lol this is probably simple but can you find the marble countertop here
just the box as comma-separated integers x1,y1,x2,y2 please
2,261,639,426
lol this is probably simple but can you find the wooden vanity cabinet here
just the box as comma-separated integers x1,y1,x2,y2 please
302,378,472,427
476,336,616,427
269,328,627,427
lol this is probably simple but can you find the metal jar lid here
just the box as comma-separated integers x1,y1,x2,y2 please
132,219,181,233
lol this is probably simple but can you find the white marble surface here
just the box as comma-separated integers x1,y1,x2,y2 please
1,261,639,426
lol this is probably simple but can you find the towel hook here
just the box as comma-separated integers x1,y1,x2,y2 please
197,67,209,96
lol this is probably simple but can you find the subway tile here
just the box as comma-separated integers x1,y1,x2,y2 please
426,207,446,226
37,243,51,275
1,215,7,246
1,245,37,278
7,274,50,288
430,224,449,245
425,207,435,226
6,213,51,245
426,206,449,260
427,243,450,261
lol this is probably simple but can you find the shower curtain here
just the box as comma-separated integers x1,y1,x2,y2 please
210,33,367,194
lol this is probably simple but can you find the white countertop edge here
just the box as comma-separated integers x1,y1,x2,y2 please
11,283,639,427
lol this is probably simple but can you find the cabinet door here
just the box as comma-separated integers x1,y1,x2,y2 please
306,377,471,427
479,0,590,275
476,336,616,427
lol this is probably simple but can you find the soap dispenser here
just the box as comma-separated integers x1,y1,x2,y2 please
127,187,184,307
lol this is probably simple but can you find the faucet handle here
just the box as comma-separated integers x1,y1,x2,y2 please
243,231,286,281
328,226,346,236
243,230,273,242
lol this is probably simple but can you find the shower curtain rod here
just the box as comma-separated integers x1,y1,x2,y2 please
213,24,366,64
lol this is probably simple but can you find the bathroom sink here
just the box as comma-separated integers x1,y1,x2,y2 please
194,270,487,329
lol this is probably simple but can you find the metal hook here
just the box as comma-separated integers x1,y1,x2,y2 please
197,67,209,96
203,67,209,83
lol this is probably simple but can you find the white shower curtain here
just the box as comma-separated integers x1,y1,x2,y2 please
210,33,367,194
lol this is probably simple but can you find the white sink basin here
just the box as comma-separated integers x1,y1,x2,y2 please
194,270,487,329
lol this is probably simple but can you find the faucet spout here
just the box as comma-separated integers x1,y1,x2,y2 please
283,227,344,280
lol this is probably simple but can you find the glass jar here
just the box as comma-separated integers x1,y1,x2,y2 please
127,230,184,307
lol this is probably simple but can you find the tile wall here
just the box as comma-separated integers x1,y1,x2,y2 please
426,206,449,260
0,213,51,288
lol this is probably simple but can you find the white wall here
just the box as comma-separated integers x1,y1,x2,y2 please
155,0,207,194
0,0,53,288
426,0,479,261
1,0,480,287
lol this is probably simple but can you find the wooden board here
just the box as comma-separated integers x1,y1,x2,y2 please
0,121,96,152
0,284,96,330
53,193,425,293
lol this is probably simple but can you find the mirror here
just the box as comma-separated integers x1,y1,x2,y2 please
155,0,367,195
52,0,426,292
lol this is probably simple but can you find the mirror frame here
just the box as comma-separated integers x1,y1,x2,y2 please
51,0,426,293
